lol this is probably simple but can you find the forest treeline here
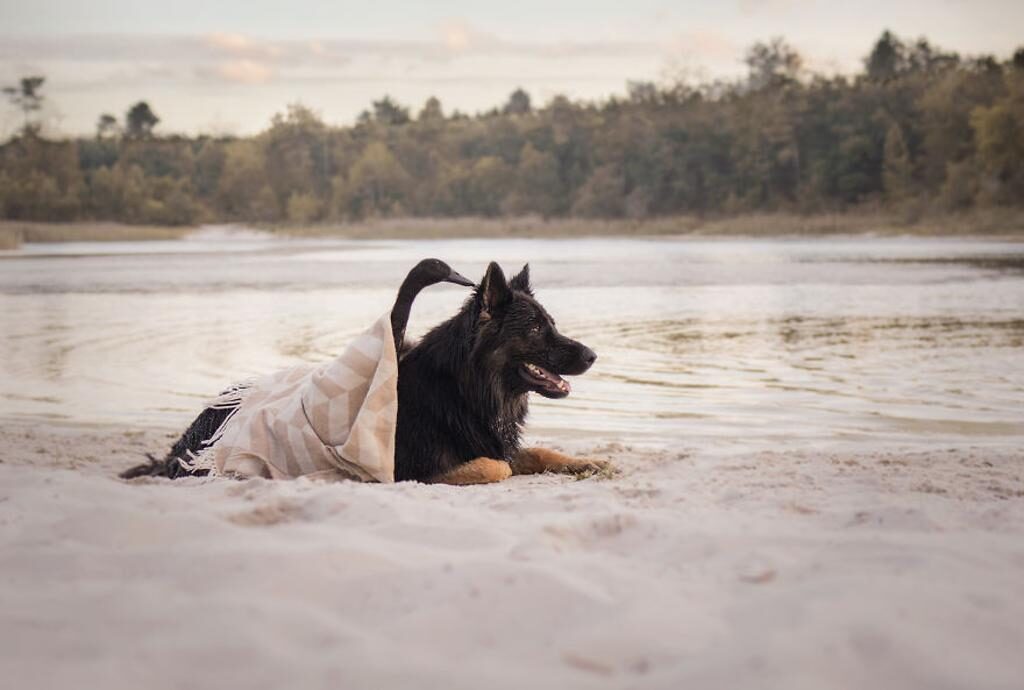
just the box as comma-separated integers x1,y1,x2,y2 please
1,31,1023,226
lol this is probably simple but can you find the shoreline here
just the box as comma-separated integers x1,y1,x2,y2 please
3,210,1024,249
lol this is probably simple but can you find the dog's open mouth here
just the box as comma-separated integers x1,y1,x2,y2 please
520,362,571,398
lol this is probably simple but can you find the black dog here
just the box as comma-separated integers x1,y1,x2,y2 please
396,261,606,484
122,260,608,484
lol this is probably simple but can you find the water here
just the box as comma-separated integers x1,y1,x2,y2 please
1,230,1022,454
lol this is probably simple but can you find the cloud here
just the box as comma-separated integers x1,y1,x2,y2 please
440,21,472,52
0,29,659,73
205,32,251,53
0,27,670,105
437,20,502,54
214,59,273,84
670,30,740,61
204,32,284,60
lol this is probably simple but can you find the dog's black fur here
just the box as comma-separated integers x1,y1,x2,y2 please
119,404,231,479
121,261,595,482
395,262,595,482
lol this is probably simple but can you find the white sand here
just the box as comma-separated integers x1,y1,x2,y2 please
1,423,1022,690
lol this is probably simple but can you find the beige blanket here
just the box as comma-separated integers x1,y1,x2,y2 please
186,312,398,482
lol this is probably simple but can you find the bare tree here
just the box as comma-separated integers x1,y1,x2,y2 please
2,76,45,133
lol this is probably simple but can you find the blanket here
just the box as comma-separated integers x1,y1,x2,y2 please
185,312,398,482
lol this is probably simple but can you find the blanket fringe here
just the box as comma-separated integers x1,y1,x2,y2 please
178,379,255,476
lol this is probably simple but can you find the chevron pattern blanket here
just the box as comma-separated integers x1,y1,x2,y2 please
185,312,398,482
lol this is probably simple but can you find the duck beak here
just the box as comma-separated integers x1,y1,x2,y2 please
445,270,475,287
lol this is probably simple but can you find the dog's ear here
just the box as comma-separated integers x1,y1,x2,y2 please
509,263,533,295
478,262,511,322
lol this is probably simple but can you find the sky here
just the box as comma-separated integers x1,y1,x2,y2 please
1,0,1021,137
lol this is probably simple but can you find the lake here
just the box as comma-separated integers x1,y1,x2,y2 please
1,229,1022,456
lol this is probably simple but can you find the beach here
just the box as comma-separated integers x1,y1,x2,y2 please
2,231,1023,689
2,421,1023,689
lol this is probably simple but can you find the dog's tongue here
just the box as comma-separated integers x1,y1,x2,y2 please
525,362,571,394
539,366,570,394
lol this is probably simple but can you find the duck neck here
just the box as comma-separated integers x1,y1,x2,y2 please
390,276,431,352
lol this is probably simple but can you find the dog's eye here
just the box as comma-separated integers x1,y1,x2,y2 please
529,325,541,335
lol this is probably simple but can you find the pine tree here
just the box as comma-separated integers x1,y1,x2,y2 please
883,123,913,203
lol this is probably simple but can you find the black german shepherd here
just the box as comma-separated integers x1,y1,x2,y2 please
122,261,608,484
396,261,606,484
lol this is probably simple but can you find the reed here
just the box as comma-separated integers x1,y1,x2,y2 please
267,210,1024,240
269,215,702,239
3,209,1023,250
0,227,19,250
0,222,191,248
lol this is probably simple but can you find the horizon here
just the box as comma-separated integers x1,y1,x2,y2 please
1,0,1022,138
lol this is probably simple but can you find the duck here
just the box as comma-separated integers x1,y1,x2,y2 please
390,258,475,353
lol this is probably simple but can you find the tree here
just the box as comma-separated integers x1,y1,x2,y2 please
572,165,625,217
418,96,444,122
96,113,119,139
264,104,330,206
1013,48,1024,72
627,81,659,104
361,96,410,126
505,144,563,216
347,142,410,216
287,191,321,223
216,141,275,220
971,103,1022,178
971,99,1024,202
866,31,905,81
503,88,532,115
3,76,45,133
464,156,512,214
193,139,226,197
906,38,959,74
744,38,802,90
918,69,996,186
941,159,977,209
125,102,159,139
883,123,913,202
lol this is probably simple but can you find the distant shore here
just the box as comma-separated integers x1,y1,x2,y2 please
4,210,1024,249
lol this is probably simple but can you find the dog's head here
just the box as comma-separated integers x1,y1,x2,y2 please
470,262,596,399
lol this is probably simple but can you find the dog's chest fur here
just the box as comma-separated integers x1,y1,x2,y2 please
393,341,528,482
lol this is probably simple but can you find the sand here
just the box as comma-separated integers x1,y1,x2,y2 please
1,422,1022,690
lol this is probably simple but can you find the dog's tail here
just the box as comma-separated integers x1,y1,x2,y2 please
119,405,236,480
119,453,173,479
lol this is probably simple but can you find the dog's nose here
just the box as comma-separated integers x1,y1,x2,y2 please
580,346,597,367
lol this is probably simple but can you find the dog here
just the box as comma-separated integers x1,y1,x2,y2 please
395,261,608,484
121,261,609,484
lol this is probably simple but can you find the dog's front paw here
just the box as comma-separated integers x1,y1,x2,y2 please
568,458,616,478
